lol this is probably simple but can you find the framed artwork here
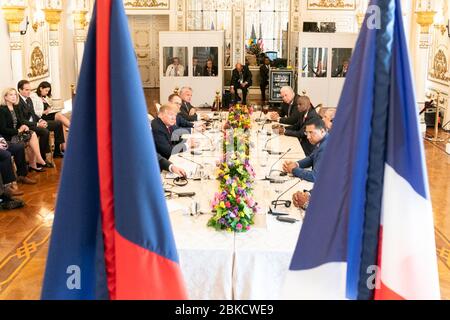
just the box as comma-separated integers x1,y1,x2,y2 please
307,0,356,10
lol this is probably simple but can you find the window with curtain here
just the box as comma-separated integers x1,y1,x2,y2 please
187,0,233,67
244,0,289,66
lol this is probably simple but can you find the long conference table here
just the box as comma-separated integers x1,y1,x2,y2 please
162,111,314,300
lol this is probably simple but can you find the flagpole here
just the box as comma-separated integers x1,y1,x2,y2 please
426,91,445,142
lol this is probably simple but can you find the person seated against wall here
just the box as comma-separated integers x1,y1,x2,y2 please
268,86,301,125
17,80,64,163
168,94,205,132
0,88,48,173
157,153,186,177
310,60,327,77
178,86,209,122
165,57,185,77
203,59,218,77
230,63,252,105
32,81,70,155
276,95,320,156
151,104,198,160
333,60,349,77
185,57,203,77
282,117,329,183
0,173,25,210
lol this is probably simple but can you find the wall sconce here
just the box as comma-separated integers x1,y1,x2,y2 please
19,9,45,35
32,9,45,32
447,19,450,38
20,16,29,35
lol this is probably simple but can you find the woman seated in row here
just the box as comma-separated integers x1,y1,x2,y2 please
32,81,70,151
0,88,48,172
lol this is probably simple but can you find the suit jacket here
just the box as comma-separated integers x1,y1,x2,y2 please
203,65,218,77
179,101,198,122
0,105,23,141
259,64,270,86
279,94,301,125
185,64,203,77
292,134,329,182
230,68,252,89
176,114,194,129
151,117,185,159
285,106,319,140
17,96,40,128
157,153,172,172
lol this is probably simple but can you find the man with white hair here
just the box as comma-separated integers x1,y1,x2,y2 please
269,86,300,125
179,86,199,122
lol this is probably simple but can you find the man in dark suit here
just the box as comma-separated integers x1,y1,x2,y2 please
179,86,199,122
17,80,64,163
203,59,218,77
282,117,329,183
230,63,252,105
269,86,301,125
185,57,203,77
333,60,349,77
279,95,320,156
259,57,270,102
151,104,196,159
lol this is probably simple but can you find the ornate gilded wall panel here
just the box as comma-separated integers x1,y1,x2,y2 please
123,0,169,9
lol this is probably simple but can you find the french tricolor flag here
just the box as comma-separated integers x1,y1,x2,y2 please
282,0,440,300
41,0,187,299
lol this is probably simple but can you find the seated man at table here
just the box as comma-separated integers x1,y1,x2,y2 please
282,117,328,183
157,152,186,177
318,107,336,131
268,86,300,125
179,87,209,122
151,104,197,159
278,95,320,156
168,93,205,132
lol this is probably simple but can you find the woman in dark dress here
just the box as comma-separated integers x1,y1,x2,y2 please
0,88,47,172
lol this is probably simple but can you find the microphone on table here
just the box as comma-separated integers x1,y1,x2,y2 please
263,135,283,155
178,153,203,179
198,130,215,151
255,107,264,123
264,148,291,182
269,178,302,214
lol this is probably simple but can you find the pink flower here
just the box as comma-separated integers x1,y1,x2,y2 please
246,226,251,231
225,201,231,208
236,223,243,230
246,197,256,207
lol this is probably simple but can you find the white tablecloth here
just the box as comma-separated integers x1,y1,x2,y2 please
165,112,314,300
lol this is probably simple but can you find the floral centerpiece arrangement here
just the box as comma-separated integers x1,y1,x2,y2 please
208,104,259,233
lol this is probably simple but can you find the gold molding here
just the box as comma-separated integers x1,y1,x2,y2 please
1,6,26,33
43,9,62,31
307,0,356,10
27,46,49,78
415,11,436,34
429,49,450,83
356,12,365,29
124,0,169,9
73,10,88,30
